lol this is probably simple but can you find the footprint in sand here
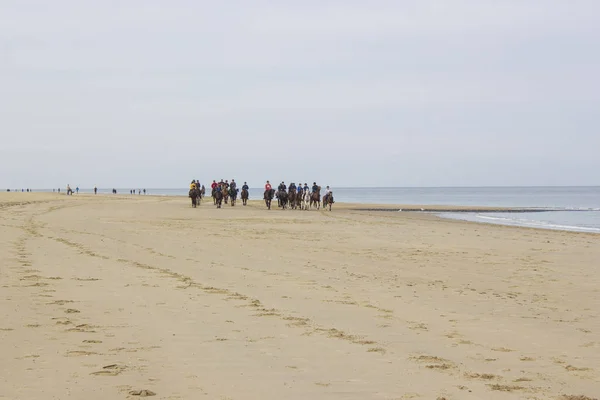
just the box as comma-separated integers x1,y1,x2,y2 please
91,364,127,376
66,350,98,357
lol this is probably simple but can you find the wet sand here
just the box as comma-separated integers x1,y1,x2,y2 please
1,193,599,399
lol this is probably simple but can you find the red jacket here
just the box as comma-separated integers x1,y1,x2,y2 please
211,182,218,189
265,184,272,191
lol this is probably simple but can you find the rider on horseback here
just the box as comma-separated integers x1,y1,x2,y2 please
265,181,272,191
297,183,303,194
211,180,218,190
289,182,296,192
230,179,237,191
242,182,249,191
312,182,319,193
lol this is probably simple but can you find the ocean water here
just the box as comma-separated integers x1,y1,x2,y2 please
28,186,600,233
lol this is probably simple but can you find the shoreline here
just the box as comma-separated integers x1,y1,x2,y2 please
2,192,597,235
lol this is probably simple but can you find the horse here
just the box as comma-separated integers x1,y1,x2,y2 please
310,190,321,210
264,189,275,210
323,192,334,211
222,186,229,204
296,190,303,209
211,187,217,205
288,189,297,210
302,189,311,210
189,188,200,208
230,188,238,206
214,190,223,208
200,186,206,199
241,188,249,206
278,190,289,210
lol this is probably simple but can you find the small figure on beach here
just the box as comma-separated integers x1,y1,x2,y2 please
94,186,97,195
76,187,79,194
263,181,275,210
214,185,223,208
143,189,146,195
189,182,200,208
241,182,249,206
323,187,334,211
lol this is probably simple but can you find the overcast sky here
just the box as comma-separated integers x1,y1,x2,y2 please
1,0,599,188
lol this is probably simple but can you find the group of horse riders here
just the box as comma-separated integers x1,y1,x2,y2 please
189,178,334,210
263,181,334,211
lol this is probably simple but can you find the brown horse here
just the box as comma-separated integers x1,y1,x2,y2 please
288,189,297,210
310,189,321,210
222,186,229,204
264,189,275,210
278,190,289,210
322,192,334,211
241,188,249,205
230,188,238,206
214,190,223,208
211,187,217,205
189,188,200,208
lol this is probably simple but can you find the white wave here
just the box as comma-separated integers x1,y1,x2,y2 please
474,214,600,233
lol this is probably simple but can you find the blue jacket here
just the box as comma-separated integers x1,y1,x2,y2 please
297,186,302,193
242,185,249,190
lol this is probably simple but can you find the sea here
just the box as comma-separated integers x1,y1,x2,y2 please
31,186,600,234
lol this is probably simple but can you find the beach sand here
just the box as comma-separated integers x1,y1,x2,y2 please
1,193,598,400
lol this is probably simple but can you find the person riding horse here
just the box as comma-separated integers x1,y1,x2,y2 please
310,183,321,209
229,185,239,206
288,183,297,209
241,182,249,206
264,181,275,210
189,183,200,208
214,185,224,208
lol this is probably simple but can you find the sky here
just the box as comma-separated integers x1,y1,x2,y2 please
1,0,599,188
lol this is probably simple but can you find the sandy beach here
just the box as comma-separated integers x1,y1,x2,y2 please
1,193,598,400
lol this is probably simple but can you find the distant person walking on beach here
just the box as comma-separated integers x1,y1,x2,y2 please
143,189,146,195
76,186,79,194
94,186,97,194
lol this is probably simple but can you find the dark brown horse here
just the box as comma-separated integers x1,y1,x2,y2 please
288,189,297,210
189,188,200,208
278,190,289,210
310,189,321,210
212,187,217,205
322,192,334,211
264,189,275,210
230,188,238,206
215,190,223,208
241,188,249,206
